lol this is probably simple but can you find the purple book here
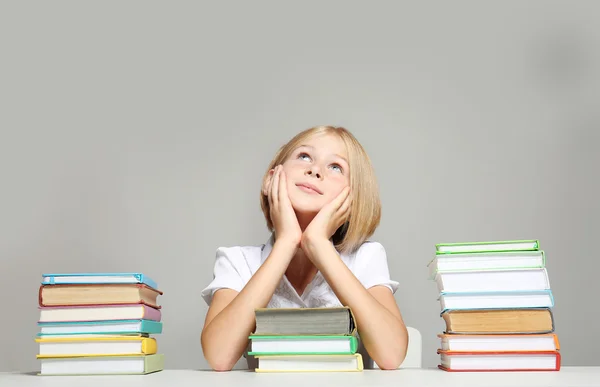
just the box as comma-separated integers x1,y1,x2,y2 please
38,304,162,323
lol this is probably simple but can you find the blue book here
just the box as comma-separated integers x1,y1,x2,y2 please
37,319,163,337
41,273,158,289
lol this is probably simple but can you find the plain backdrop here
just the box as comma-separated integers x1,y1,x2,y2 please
1,1,599,372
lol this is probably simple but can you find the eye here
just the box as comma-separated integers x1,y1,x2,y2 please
298,152,312,162
329,163,343,173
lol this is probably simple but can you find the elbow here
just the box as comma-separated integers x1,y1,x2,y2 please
375,338,408,370
209,359,236,372
377,353,405,370
201,333,238,372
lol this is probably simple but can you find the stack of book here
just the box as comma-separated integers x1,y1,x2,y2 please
428,240,561,372
248,307,363,372
36,272,165,376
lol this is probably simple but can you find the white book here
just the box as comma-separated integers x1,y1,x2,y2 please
428,251,545,278
435,268,550,293
439,334,559,352
438,290,554,311
439,351,560,371
39,354,164,375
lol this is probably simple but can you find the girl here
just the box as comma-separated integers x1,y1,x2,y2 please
200,126,408,371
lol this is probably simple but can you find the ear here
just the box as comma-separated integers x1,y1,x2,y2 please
261,169,275,196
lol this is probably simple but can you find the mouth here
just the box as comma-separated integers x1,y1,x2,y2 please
295,183,323,195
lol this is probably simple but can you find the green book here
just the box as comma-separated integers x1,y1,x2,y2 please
436,240,540,254
248,335,358,356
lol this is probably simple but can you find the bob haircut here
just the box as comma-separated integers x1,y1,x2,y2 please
260,126,381,254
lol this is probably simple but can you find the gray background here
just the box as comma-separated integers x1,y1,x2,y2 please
1,1,598,372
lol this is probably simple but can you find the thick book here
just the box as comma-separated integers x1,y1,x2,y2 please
36,336,157,357
438,333,560,352
255,353,363,372
42,273,158,289
438,350,560,371
37,319,163,337
436,240,540,254
39,353,164,375
438,290,554,312
441,308,554,334
39,304,161,322
428,250,545,278
254,307,356,336
435,268,550,293
39,284,163,308
248,335,358,356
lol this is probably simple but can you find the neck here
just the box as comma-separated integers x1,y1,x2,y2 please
283,210,318,296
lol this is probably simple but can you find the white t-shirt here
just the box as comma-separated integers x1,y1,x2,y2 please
201,236,399,308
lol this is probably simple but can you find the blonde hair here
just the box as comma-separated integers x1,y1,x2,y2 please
260,126,381,254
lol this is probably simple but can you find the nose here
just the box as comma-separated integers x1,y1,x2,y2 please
305,166,322,180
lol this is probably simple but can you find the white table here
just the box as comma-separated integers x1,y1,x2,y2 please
1,368,600,387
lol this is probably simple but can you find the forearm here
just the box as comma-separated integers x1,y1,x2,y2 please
201,240,296,370
303,240,408,369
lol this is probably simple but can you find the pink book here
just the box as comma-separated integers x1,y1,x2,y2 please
38,304,162,323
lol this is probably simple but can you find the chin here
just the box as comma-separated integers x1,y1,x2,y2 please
289,194,323,215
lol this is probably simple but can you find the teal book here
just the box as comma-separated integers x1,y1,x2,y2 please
37,319,162,337
436,240,540,254
248,335,358,356
41,273,158,289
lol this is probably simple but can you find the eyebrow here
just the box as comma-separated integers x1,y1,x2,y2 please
297,144,348,164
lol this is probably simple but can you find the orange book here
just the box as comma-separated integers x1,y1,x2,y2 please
39,284,162,308
442,308,554,334
437,350,561,372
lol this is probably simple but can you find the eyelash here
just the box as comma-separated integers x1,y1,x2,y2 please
298,152,344,174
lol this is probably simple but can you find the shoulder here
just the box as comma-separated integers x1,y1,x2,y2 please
344,240,387,263
214,243,263,265
213,240,269,273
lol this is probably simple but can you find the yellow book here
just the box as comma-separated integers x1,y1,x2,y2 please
255,353,363,372
35,336,157,358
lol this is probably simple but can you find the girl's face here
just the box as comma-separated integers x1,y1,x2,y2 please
281,133,350,215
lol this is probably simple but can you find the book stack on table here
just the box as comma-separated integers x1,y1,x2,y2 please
428,240,560,372
36,273,165,376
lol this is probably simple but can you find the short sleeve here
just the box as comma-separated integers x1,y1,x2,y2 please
200,247,246,305
352,242,399,293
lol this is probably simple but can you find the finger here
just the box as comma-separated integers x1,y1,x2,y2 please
338,190,352,215
332,186,351,211
279,169,289,205
266,169,274,204
272,166,281,209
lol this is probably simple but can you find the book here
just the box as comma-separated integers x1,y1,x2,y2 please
38,304,161,322
437,350,560,371
441,308,554,334
254,307,356,336
428,250,545,278
39,284,163,308
436,240,539,254
435,268,550,293
42,273,158,289
438,333,560,352
39,353,164,375
37,319,163,337
255,354,363,372
36,336,157,357
438,290,554,311
248,335,358,356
